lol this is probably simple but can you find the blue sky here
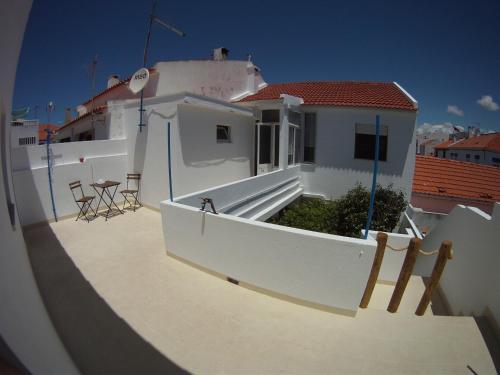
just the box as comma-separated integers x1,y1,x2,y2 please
14,0,500,131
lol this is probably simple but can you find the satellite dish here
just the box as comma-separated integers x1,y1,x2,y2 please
129,67,150,94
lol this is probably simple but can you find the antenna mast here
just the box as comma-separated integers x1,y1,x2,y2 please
89,54,98,135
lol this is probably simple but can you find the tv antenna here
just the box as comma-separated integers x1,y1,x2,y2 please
46,101,55,123
137,0,186,132
89,54,98,132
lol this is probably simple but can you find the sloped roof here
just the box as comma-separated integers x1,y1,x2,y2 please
433,139,455,149
237,81,417,111
82,68,156,106
57,105,107,132
38,124,59,142
413,155,500,203
445,133,500,153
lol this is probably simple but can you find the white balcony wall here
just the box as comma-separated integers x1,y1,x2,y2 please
300,106,417,200
176,165,300,209
414,203,500,335
12,140,127,225
161,201,377,314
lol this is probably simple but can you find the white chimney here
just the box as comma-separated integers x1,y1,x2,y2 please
213,47,229,61
64,107,73,123
107,74,120,88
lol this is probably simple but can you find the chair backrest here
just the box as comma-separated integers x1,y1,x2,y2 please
126,173,141,190
69,180,84,201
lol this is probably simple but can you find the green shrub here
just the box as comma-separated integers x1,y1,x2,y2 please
268,196,336,234
332,184,406,237
268,184,407,238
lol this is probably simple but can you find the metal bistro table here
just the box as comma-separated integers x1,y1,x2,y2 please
90,180,124,220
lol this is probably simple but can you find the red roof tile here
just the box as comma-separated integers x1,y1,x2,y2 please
443,133,500,153
433,139,455,149
82,68,156,106
57,105,107,132
38,124,59,142
413,155,500,203
237,81,417,111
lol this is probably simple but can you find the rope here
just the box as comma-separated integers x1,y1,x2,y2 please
385,244,440,256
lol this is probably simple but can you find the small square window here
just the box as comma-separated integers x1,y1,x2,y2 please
217,125,231,143
474,155,480,160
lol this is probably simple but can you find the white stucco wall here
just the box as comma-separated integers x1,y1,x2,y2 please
442,148,500,166
299,106,417,201
10,122,38,147
155,60,265,102
162,201,377,313
12,140,128,225
414,204,500,333
119,95,255,208
0,1,79,373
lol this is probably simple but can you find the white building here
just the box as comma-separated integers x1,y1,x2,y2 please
53,57,418,206
434,133,500,167
10,118,39,147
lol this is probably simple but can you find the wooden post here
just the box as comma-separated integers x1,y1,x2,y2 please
360,232,388,308
387,237,421,313
415,241,453,316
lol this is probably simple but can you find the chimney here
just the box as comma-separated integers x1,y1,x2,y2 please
107,74,120,88
213,47,229,61
64,107,73,123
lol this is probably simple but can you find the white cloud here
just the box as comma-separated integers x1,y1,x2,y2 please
417,122,463,136
447,105,464,117
477,95,499,111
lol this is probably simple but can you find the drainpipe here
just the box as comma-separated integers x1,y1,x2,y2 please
364,115,380,239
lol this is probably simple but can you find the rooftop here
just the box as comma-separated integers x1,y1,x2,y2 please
443,133,500,153
238,81,417,111
434,139,456,149
413,155,500,202
38,124,58,142
23,208,495,374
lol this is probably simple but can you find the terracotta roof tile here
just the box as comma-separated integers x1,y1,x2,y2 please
433,139,455,149
413,155,500,203
38,124,59,142
58,105,107,132
237,81,417,111
444,133,500,153
82,68,156,106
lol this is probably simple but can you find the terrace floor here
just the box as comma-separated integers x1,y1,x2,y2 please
24,208,496,374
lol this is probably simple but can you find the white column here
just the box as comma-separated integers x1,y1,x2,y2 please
279,104,289,170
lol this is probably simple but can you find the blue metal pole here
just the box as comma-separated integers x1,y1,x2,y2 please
167,122,173,201
364,115,380,239
45,129,58,222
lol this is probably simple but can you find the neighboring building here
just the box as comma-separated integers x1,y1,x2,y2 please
38,124,58,144
412,155,500,215
10,118,39,147
237,81,418,199
434,132,500,167
54,54,418,202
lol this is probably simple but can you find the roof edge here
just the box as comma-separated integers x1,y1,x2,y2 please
393,82,418,110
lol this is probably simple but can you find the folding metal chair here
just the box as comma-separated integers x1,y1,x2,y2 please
120,173,142,212
69,181,97,222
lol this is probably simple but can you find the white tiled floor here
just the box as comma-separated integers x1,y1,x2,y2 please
28,208,496,374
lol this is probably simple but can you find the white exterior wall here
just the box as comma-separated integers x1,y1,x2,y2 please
414,204,500,334
442,148,500,166
162,201,376,314
11,140,127,225
155,60,265,102
300,106,417,200
0,1,79,373
10,122,38,147
117,95,255,209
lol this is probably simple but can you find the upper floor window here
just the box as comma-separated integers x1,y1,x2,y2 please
354,123,388,161
216,125,231,143
289,111,302,126
303,113,316,163
261,109,280,123
474,154,480,160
